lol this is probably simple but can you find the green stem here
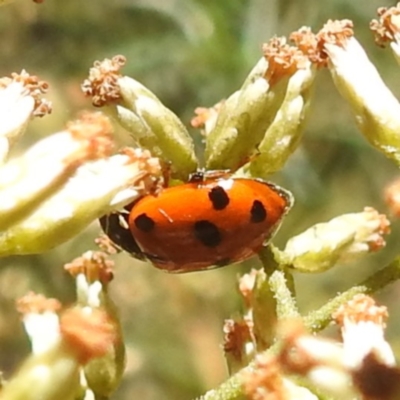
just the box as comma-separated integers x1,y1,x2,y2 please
268,269,300,320
197,258,400,400
304,257,400,332
259,246,299,319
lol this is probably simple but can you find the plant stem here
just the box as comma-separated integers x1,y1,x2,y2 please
197,258,400,400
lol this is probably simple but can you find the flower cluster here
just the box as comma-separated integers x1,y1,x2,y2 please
2,1,400,399
241,295,399,400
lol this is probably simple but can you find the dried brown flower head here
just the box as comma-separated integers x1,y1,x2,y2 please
66,112,114,163
370,3,400,47
81,55,126,107
242,354,286,400
262,37,308,85
16,292,61,315
290,26,321,65
95,233,120,255
60,308,117,364
333,294,388,328
0,70,51,117
65,251,114,285
223,319,253,362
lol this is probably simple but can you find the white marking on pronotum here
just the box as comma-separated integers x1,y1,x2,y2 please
216,178,234,191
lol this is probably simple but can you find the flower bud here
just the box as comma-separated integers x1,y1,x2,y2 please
82,56,197,180
0,146,160,256
333,295,400,399
0,112,113,231
370,4,400,65
223,319,254,374
65,251,125,397
277,321,356,399
319,20,400,165
276,207,390,272
243,352,319,400
246,61,316,177
1,308,115,400
0,71,51,164
333,294,395,368
238,269,278,351
205,38,309,172
16,292,61,355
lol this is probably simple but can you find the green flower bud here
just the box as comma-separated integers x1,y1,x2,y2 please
204,58,289,171
0,146,160,256
245,62,316,177
205,38,309,172
82,56,198,180
320,20,400,165
0,113,114,231
0,344,81,400
275,208,390,273
238,269,277,351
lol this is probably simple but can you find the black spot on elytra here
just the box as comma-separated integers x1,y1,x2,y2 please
208,186,230,210
250,200,267,223
134,213,155,232
194,220,222,247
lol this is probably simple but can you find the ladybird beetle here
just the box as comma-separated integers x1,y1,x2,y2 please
100,173,293,273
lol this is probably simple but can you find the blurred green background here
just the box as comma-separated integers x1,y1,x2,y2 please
1,0,400,398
